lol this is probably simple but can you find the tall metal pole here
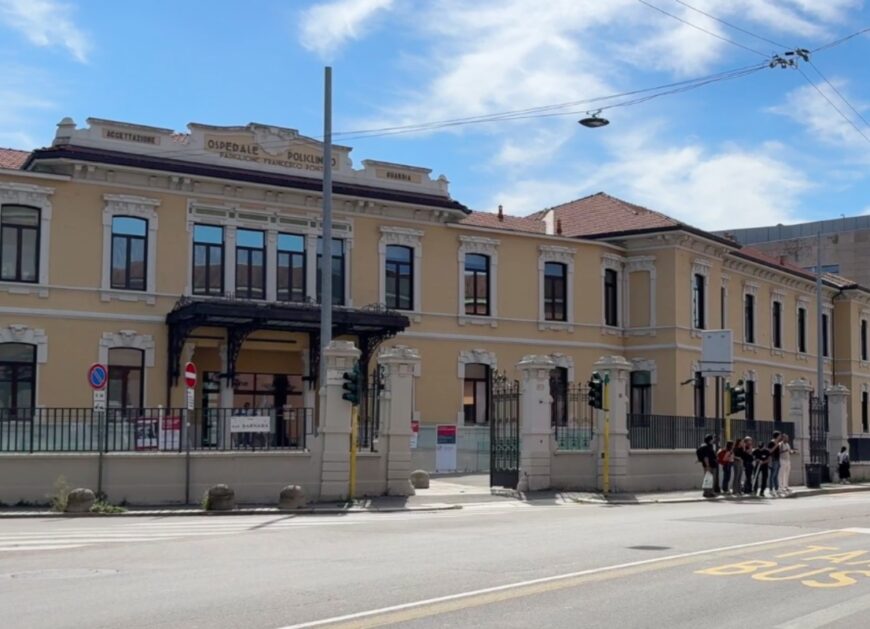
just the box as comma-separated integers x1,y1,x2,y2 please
320,66,333,382
816,231,824,400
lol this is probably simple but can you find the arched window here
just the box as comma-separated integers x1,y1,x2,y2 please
0,205,40,283
111,216,147,290
385,245,413,310
108,348,144,410
0,343,36,410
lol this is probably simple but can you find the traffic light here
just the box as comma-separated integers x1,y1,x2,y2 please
730,379,746,414
588,371,604,410
342,362,362,406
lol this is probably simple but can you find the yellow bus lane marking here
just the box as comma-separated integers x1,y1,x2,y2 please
696,533,870,589
280,529,849,629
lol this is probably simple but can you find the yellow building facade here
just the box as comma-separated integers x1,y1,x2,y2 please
1,117,870,439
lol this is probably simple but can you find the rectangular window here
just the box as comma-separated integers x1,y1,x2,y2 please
385,244,414,311
277,234,306,302
772,301,782,349
862,320,868,362
822,313,830,358
464,253,490,316
798,307,807,353
773,383,782,423
463,363,489,425
0,342,36,411
693,372,705,418
0,205,40,283
316,237,345,306
544,262,567,322
693,273,705,329
746,380,756,421
235,229,265,300
111,216,147,291
192,224,224,296
107,348,144,410
863,391,869,432
720,286,726,328
604,268,618,327
630,371,651,415
744,294,755,343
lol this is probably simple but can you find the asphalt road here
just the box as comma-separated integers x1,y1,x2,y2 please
2,494,870,628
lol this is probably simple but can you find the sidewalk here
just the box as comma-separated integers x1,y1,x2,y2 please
569,482,870,505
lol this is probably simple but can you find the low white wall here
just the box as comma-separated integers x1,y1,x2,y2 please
550,451,596,490
410,425,490,473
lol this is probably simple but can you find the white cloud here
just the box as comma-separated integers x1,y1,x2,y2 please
0,0,90,62
299,0,394,59
0,64,59,149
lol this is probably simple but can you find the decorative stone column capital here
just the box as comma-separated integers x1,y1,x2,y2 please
786,378,813,394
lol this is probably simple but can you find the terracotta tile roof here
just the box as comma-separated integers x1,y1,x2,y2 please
0,147,30,170
528,192,679,238
734,246,818,279
460,210,545,234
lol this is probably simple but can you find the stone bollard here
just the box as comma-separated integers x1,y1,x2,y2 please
278,485,307,510
65,488,96,513
204,484,235,511
409,470,430,489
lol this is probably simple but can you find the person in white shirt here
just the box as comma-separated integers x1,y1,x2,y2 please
777,434,796,495
837,446,851,484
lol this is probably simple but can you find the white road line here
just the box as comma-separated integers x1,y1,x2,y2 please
278,529,844,629
0,544,86,552
775,592,870,628
842,528,870,535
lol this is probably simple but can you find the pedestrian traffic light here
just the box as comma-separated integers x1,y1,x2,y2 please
730,379,746,414
588,371,604,410
342,362,362,406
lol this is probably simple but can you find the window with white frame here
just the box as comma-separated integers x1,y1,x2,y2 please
102,194,159,295
602,256,623,328
457,236,498,323
822,309,832,358
743,283,758,345
771,297,784,350
0,183,52,290
691,259,710,331
379,227,422,313
772,375,784,423
862,317,869,362
797,303,808,353
539,245,574,326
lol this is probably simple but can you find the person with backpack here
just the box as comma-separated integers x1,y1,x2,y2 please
717,441,735,494
697,434,717,498
838,446,851,484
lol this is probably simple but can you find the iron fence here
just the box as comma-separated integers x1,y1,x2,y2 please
629,415,795,450
552,383,594,450
0,407,314,453
728,419,796,447
357,380,383,451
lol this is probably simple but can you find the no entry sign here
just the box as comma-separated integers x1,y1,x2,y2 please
87,363,108,390
184,362,197,388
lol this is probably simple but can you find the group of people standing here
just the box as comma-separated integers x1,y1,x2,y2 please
697,432,796,497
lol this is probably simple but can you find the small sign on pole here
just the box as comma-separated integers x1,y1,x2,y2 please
700,330,733,376
93,389,107,412
186,388,195,411
184,362,197,388
88,363,108,391
410,420,420,449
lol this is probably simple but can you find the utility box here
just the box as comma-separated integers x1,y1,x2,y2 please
700,330,733,376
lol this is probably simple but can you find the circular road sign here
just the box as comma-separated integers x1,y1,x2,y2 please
184,362,197,388
87,363,108,390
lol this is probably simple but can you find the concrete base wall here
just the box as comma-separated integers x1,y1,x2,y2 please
550,451,596,490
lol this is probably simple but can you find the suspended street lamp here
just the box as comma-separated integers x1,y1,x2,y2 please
579,110,609,128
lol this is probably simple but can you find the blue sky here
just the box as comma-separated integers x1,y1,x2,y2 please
0,0,868,230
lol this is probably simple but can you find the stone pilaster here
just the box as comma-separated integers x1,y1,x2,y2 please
378,345,421,496
593,355,632,493
786,378,812,484
826,384,850,460
318,340,359,501
517,354,556,492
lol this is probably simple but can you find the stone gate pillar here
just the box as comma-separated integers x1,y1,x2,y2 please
517,354,556,492
319,340,358,501
786,378,812,484
378,345,421,496
594,355,632,493
826,384,850,463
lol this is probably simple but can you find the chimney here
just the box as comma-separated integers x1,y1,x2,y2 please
779,255,786,265
497,204,504,222
556,219,563,235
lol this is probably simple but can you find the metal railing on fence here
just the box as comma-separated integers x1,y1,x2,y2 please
553,383,594,450
0,407,314,453
357,380,383,451
629,414,795,450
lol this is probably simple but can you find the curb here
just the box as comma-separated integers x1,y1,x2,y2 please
570,484,870,505
0,504,463,519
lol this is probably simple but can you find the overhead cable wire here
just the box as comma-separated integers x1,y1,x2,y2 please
806,61,870,130
796,67,870,144
671,0,786,48
811,26,870,53
635,0,769,58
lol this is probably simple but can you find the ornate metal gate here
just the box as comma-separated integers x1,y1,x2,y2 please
490,372,520,489
809,396,830,483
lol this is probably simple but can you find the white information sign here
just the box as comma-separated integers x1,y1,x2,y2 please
159,416,182,450
434,425,457,473
186,388,195,411
93,389,106,412
700,330,733,375
230,415,272,433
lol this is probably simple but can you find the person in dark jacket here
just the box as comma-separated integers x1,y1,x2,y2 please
697,434,717,498
753,441,773,496
739,437,755,494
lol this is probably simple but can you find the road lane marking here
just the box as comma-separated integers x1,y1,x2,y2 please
775,591,870,628
279,529,848,629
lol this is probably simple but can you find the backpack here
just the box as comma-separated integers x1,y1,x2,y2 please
717,449,728,465
696,445,706,464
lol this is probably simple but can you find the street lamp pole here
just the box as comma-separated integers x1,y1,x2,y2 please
320,66,333,382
